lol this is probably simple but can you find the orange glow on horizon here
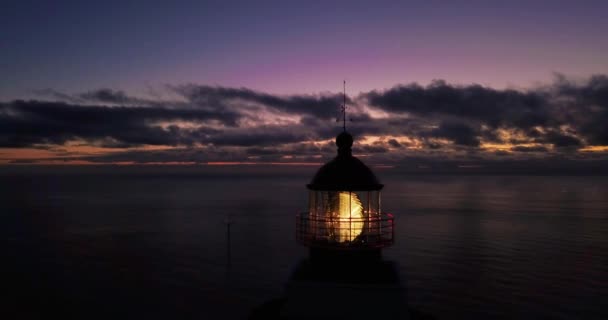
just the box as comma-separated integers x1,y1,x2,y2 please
205,161,323,166
2,138,607,166
481,142,549,151
579,146,608,152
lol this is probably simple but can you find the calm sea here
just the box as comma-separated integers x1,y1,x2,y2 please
2,166,607,319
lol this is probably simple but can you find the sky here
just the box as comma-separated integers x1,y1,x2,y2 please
2,0,608,169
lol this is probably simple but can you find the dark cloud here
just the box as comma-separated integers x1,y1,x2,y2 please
387,139,401,148
174,84,347,120
203,126,312,147
364,80,549,129
36,88,166,106
426,121,480,146
79,89,146,105
541,131,583,148
363,75,608,149
426,141,443,149
0,100,240,147
511,145,549,153
34,88,83,103
360,145,389,154
552,75,608,145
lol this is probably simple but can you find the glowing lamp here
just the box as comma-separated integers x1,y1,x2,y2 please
332,191,363,242
296,131,394,251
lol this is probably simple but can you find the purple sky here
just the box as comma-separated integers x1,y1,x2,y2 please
3,1,608,98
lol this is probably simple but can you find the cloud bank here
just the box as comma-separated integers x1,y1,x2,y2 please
2,75,608,167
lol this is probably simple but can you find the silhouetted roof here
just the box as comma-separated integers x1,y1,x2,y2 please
307,132,383,191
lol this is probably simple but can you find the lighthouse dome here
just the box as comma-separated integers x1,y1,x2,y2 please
307,132,383,191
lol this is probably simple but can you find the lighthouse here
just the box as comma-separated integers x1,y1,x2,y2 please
280,130,406,319
250,84,409,319
278,82,406,318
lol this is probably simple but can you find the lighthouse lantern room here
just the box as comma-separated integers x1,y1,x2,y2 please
296,130,394,253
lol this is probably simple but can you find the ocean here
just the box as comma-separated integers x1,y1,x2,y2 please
2,165,607,319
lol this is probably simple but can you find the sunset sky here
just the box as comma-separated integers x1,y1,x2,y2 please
2,0,608,168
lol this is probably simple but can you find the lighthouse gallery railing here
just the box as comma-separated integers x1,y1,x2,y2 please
296,212,394,249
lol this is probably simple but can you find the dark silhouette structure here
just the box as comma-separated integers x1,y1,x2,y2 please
250,83,438,319
251,130,415,319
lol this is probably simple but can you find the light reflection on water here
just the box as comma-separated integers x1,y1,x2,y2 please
2,167,607,319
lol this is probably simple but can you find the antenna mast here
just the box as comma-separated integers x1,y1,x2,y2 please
342,80,347,132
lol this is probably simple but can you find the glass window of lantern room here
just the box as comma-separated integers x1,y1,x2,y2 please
310,190,321,216
373,190,381,215
353,191,380,216
308,190,315,216
320,191,330,217
378,190,382,213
